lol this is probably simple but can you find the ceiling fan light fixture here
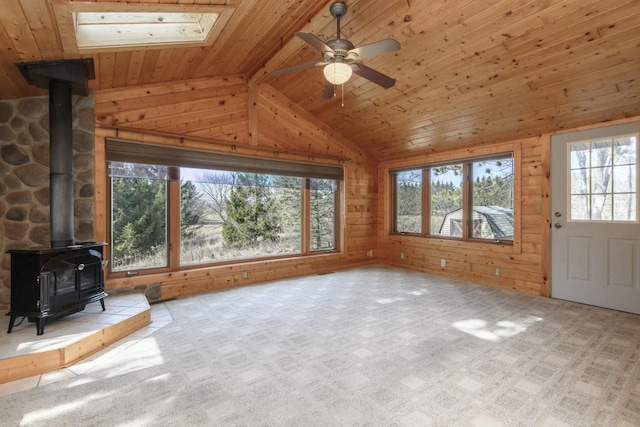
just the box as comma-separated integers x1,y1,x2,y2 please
323,62,352,85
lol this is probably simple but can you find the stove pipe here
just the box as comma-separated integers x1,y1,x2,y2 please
16,59,95,248
49,79,74,247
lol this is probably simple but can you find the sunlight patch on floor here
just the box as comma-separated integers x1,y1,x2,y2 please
452,316,543,342
105,338,165,378
376,297,405,304
21,390,113,424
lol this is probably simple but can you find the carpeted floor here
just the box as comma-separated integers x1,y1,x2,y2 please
1,266,639,426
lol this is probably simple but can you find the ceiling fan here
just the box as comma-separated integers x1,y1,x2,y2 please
272,2,400,99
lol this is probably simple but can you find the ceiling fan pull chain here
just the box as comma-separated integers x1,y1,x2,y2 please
341,83,345,107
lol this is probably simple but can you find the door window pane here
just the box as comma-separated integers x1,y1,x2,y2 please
570,169,589,194
570,142,590,168
591,167,612,194
592,194,613,221
614,136,636,165
591,139,612,167
613,165,636,193
571,195,590,220
614,194,636,221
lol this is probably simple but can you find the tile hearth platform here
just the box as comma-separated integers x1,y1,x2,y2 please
0,293,151,384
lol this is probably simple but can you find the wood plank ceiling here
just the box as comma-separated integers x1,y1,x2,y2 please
1,0,638,161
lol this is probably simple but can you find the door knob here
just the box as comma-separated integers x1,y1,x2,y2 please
555,212,562,217
554,223,562,229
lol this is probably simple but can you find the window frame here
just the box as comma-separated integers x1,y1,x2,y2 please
390,152,516,245
106,141,343,278
565,133,638,224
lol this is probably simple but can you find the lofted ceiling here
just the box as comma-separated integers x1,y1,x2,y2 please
1,0,639,161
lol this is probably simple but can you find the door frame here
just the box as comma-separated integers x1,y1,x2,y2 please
545,116,640,301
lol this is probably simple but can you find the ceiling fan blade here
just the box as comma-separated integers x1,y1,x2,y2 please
353,64,396,89
348,38,400,61
296,31,335,54
272,61,325,76
322,82,335,99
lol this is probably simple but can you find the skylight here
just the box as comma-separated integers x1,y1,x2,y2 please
73,12,219,49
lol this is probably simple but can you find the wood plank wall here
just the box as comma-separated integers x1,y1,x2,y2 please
377,136,550,296
94,77,378,301
95,75,251,143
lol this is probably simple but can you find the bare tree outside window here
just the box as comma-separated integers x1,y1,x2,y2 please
569,135,637,222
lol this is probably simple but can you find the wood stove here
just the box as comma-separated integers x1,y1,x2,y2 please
7,243,108,335
7,58,103,335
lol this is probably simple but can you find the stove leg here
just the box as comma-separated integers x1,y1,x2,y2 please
100,298,106,311
7,315,16,333
36,318,45,336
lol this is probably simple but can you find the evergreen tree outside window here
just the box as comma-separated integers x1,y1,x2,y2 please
221,173,301,258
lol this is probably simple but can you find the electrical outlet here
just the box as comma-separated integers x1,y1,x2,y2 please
494,267,500,276
440,259,446,267
242,271,248,279
400,252,405,259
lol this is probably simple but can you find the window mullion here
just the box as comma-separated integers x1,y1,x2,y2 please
302,179,311,254
168,167,181,269
334,180,343,251
390,173,397,233
462,163,471,241
423,168,430,236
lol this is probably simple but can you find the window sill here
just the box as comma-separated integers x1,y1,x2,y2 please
388,233,516,253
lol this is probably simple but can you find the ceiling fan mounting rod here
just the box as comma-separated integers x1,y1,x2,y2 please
330,2,347,39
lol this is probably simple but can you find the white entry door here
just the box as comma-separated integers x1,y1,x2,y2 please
551,122,640,315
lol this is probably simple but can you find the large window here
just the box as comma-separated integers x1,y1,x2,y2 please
107,140,342,274
392,154,514,242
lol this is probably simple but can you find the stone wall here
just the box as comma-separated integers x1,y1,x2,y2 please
0,94,95,310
